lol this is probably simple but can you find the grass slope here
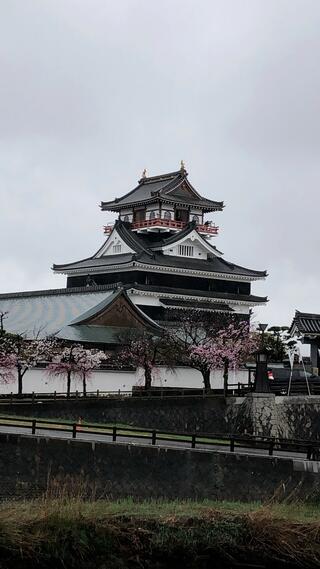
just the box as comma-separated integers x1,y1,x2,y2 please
1,498,320,568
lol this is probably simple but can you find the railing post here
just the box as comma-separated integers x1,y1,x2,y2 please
238,382,241,396
72,423,77,439
118,389,121,397
191,434,196,449
230,436,235,452
10,392,13,403
97,389,99,398
31,420,36,435
202,388,205,398
32,391,35,403
75,390,78,399
54,391,56,400
112,426,117,442
268,439,274,456
152,430,157,445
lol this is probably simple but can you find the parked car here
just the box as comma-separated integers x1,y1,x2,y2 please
268,367,320,395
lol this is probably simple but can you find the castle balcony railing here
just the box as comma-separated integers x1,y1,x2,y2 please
104,218,219,236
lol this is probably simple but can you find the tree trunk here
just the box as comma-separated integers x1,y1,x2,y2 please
144,366,152,390
223,359,229,398
83,373,87,397
202,368,211,391
17,367,23,396
67,371,71,398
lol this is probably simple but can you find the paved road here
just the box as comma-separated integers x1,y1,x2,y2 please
0,424,312,462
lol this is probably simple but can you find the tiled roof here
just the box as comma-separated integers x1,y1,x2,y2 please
55,325,135,344
0,289,114,338
53,242,267,279
131,283,268,304
101,170,223,212
290,311,320,336
53,253,134,272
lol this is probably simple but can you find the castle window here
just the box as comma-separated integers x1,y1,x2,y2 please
113,244,122,254
192,214,199,223
164,210,172,220
123,215,129,222
178,244,194,257
149,210,156,220
133,209,145,222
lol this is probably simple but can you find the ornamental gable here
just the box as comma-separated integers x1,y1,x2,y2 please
94,229,135,258
161,230,221,260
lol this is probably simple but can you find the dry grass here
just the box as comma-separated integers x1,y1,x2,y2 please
1,482,320,568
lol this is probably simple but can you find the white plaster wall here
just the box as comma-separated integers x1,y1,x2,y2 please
145,203,160,218
128,292,161,306
120,210,133,222
0,366,249,395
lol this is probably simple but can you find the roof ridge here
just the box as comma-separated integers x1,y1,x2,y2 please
139,170,182,184
295,311,320,319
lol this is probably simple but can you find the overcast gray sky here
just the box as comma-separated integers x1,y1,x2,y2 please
1,0,319,327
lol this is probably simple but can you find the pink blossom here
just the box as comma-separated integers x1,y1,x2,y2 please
190,322,258,371
0,353,16,384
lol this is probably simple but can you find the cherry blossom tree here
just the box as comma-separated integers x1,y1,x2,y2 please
168,310,258,391
47,344,107,396
72,346,107,395
0,336,56,395
190,321,259,396
117,330,175,390
168,310,238,390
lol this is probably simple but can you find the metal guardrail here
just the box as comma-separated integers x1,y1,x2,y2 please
1,379,320,403
0,415,319,460
0,384,253,403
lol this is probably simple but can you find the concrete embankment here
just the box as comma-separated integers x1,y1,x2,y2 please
0,431,319,501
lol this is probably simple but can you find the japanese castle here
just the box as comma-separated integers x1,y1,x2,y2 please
0,164,268,344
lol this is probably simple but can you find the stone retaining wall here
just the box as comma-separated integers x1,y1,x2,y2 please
0,396,227,433
226,395,320,439
3,394,320,440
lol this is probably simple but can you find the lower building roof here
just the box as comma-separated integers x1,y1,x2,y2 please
0,288,114,338
55,325,134,344
290,310,320,336
0,279,265,341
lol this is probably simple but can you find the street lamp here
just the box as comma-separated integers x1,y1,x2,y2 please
258,323,268,347
254,347,271,393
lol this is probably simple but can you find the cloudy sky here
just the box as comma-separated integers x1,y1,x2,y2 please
1,0,319,327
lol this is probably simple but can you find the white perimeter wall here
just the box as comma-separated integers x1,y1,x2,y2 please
0,366,249,394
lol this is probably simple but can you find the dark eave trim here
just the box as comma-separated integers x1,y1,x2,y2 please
0,282,123,300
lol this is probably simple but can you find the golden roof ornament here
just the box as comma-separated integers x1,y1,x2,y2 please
141,168,147,179
180,160,186,172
